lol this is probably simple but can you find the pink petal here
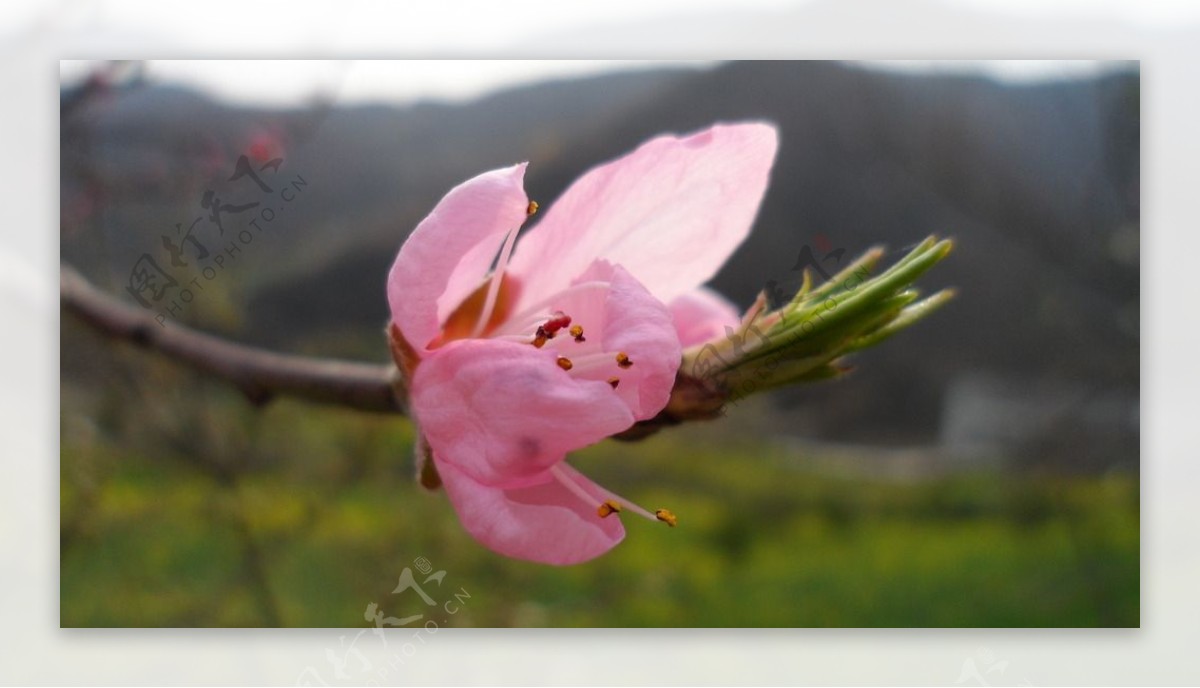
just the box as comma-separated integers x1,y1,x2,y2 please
410,337,634,487
438,461,625,565
387,163,529,351
507,122,778,311
668,287,742,348
568,261,682,420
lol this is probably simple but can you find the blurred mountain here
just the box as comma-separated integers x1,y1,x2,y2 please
60,61,1139,464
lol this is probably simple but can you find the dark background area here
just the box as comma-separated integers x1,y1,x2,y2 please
61,60,1140,465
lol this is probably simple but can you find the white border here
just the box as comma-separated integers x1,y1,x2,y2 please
2,0,1192,684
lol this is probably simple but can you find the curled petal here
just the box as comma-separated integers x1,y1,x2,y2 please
388,164,529,351
668,287,742,348
438,461,625,565
507,122,778,310
410,338,634,487
572,261,681,420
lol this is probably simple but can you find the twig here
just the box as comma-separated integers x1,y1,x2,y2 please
60,264,404,414
60,264,716,437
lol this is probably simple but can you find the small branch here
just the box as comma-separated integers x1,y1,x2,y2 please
63,238,951,443
61,264,715,438
60,264,404,414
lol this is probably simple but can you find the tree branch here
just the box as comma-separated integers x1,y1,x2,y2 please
60,264,404,414
63,238,952,442
60,265,720,438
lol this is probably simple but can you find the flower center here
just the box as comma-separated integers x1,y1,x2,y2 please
465,200,642,390
505,309,636,386
488,281,638,387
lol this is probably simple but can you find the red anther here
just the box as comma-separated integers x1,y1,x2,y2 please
541,311,572,336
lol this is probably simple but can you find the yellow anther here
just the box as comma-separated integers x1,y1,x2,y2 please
569,324,585,342
655,509,677,527
597,499,622,518
607,377,620,389
556,356,573,371
615,352,633,369
526,200,539,216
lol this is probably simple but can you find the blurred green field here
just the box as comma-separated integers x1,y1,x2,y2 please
60,377,1139,628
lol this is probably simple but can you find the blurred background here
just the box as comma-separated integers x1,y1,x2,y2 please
59,59,1139,628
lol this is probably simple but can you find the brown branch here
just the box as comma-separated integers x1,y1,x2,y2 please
60,264,404,414
61,265,723,436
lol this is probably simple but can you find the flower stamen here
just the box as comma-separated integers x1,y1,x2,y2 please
549,466,676,528
471,225,522,338
655,509,678,527
543,311,571,335
549,464,601,511
557,351,623,376
490,281,611,337
592,484,675,527
530,311,575,348
615,352,633,369
556,356,573,371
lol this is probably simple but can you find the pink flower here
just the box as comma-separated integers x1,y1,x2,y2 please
387,123,778,564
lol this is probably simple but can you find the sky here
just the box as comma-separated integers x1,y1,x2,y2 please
38,0,1191,108
56,59,1130,109
57,60,705,107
